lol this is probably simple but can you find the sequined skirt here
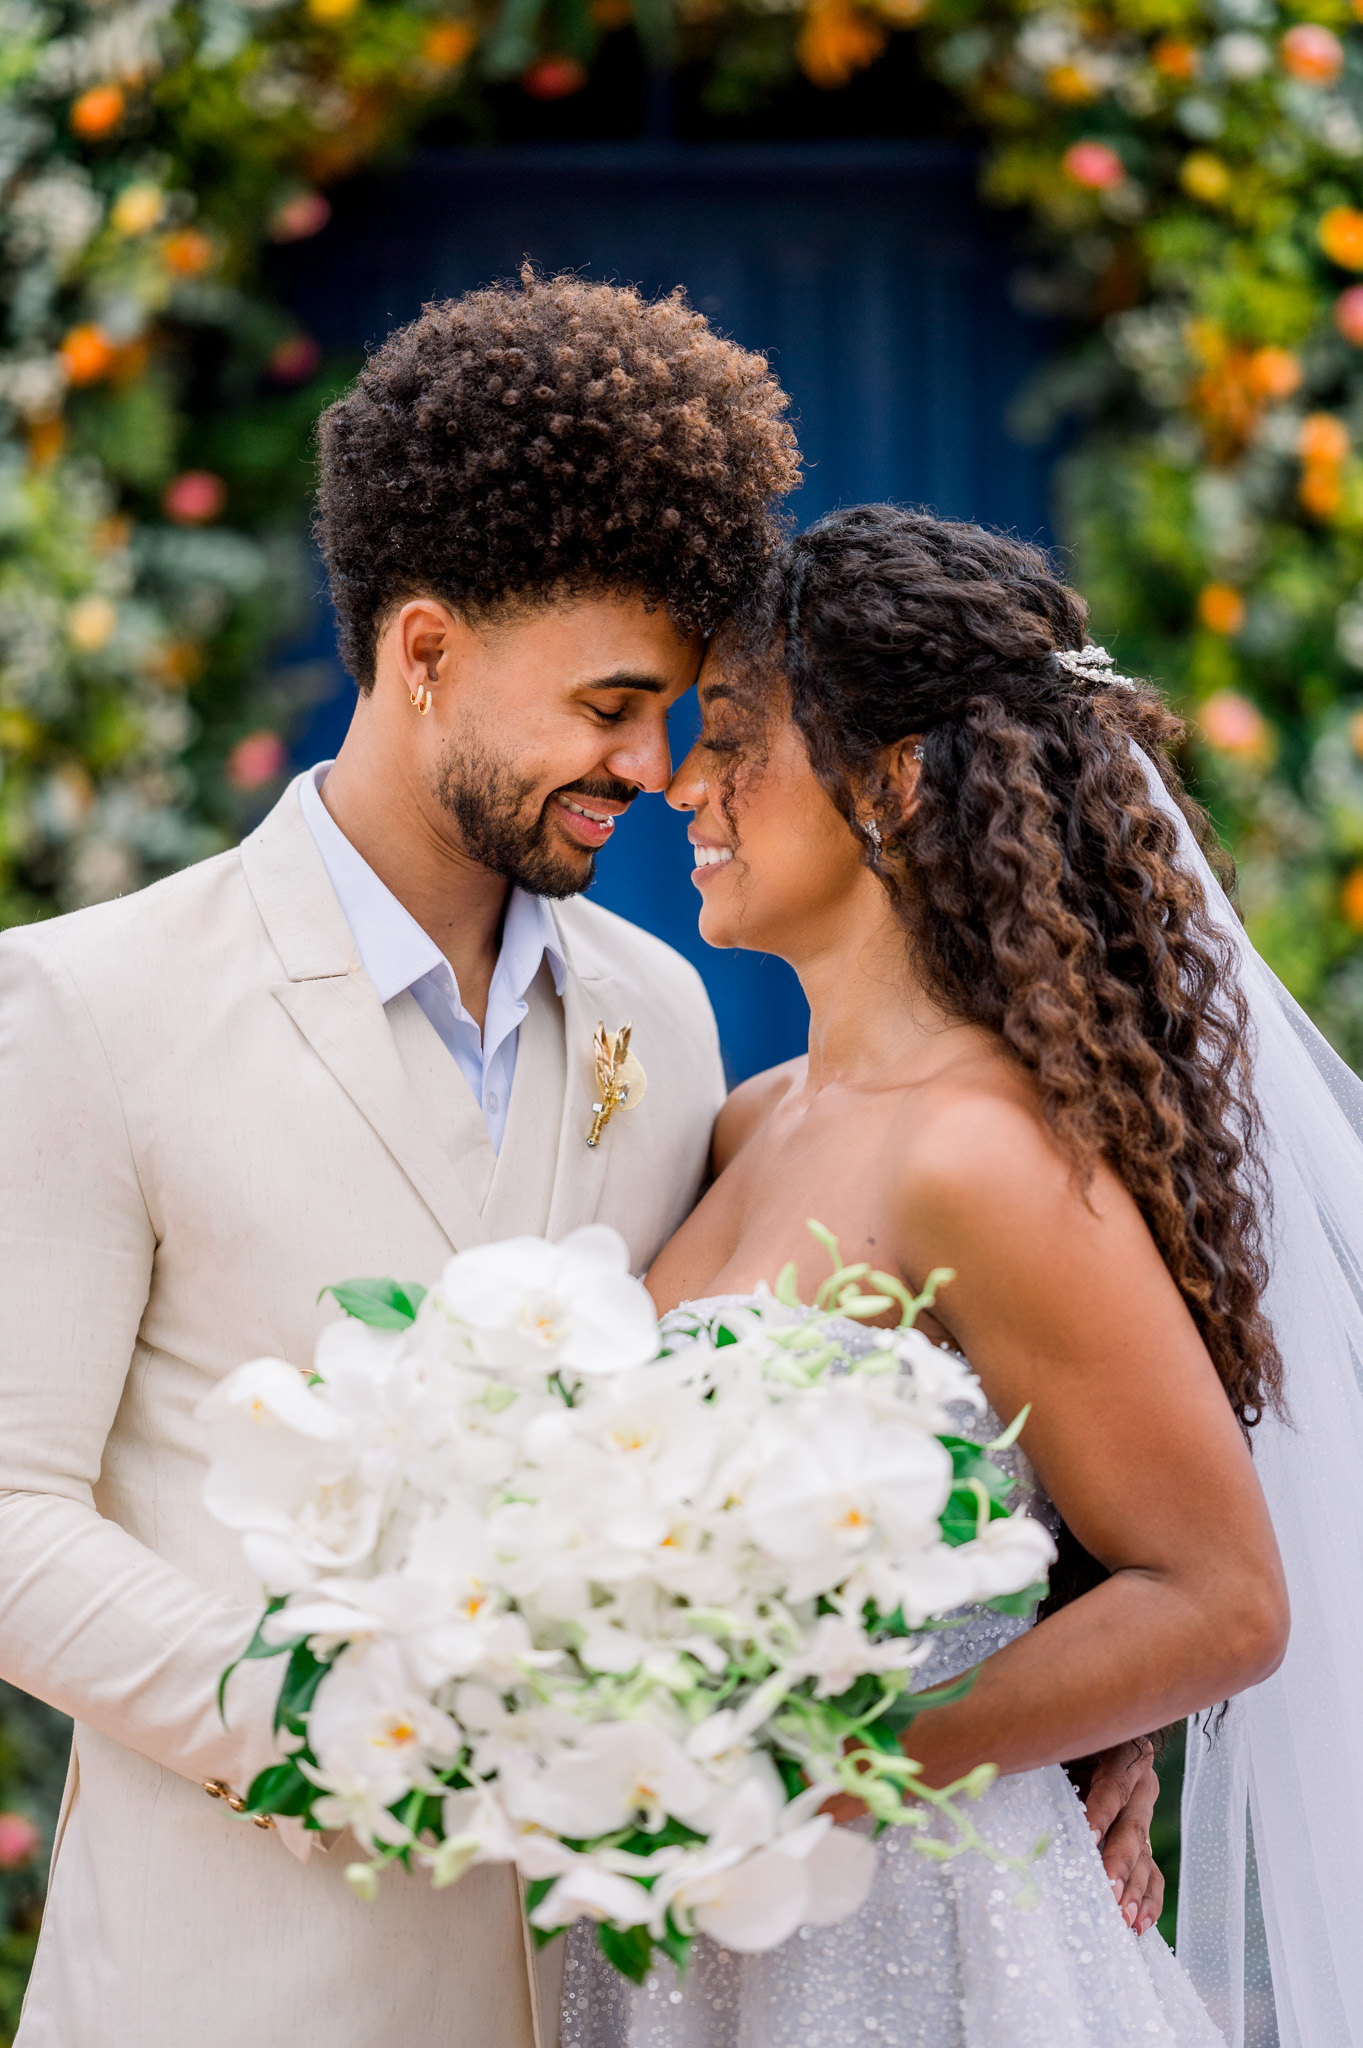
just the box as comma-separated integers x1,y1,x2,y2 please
559,1762,1225,2048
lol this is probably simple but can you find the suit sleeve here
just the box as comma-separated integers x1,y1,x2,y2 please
0,936,297,1840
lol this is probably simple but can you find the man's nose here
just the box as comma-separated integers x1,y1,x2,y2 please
605,716,673,796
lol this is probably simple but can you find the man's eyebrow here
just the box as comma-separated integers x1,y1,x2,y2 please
579,670,668,694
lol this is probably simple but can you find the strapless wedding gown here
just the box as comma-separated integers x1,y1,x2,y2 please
559,1298,1226,2048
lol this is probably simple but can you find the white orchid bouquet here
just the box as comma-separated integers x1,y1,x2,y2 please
201,1223,1056,1982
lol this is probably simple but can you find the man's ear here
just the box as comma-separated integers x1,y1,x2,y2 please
881,736,925,824
393,598,461,700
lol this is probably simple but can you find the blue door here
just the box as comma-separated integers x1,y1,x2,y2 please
289,140,1054,1082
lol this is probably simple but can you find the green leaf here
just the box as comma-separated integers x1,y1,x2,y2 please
714,1323,739,1348
877,1668,978,1738
243,1757,315,1818
275,1640,339,1736
320,1277,426,1328
218,1597,294,1720
984,1579,1049,1618
657,1913,693,1976
597,1921,655,1984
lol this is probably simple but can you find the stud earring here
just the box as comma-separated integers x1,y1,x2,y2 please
410,681,433,715
912,742,925,763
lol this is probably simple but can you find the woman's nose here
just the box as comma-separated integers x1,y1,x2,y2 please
666,743,707,813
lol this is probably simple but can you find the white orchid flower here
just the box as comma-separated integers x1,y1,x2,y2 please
786,1611,928,1698
306,1641,461,1808
430,1226,658,1379
198,1358,384,1590
744,1389,953,1602
497,1717,720,1840
528,1858,656,1935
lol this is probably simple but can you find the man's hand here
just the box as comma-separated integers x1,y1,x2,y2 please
1083,1737,1163,1936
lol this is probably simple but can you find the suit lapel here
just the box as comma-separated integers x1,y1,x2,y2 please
241,781,492,1255
543,950,625,1245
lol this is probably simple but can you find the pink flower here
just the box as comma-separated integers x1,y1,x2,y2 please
1062,141,1125,191
1336,287,1363,347
269,192,332,243
1199,691,1269,758
521,56,588,99
268,335,323,385
0,1813,41,1869
226,731,288,791
164,472,226,524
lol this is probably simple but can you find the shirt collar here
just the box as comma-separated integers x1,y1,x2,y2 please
297,763,566,1010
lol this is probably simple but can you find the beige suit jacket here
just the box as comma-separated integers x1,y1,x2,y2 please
0,779,724,2048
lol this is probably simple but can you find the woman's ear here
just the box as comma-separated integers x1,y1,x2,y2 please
881,736,925,823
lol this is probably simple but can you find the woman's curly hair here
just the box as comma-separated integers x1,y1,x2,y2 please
315,269,800,687
757,506,1282,1468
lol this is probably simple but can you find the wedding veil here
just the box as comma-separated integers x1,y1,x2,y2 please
1129,741,1363,2048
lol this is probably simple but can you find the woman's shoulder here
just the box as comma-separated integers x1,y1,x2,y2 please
711,1057,805,1174
885,1053,1134,1254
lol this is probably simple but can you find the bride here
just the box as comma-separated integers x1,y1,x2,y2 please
560,506,1295,2047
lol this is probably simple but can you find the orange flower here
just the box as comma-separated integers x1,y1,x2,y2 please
1197,584,1246,636
146,639,204,688
1245,346,1302,400
1298,413,1350,466
1320,207,1363,270
1046,64,1098,103
423,19,477,63
70,84,125,139
796,0,887,89
1301,464,1345,518
161,228,215,277
26,418,65,468
1152,38,1199,80
1061,139,1125,190
1342,866,1363,932
60,324,117,386
1281,23,1344,86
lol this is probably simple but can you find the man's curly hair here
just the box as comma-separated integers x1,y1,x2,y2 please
315,269,800,688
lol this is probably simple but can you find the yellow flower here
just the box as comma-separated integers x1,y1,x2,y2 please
68,595,118,652
1181,152,1231,205
111,183,165,236
307,0,360,21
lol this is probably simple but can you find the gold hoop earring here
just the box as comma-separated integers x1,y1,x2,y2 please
410,682,433,715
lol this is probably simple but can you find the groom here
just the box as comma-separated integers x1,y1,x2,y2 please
0,273,1159,2048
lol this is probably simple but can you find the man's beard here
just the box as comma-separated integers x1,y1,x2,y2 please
435,745,637,899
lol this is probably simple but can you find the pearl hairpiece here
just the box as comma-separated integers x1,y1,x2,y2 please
1052,643,1141,691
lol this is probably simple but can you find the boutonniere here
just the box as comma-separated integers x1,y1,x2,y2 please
586,1020,647,1149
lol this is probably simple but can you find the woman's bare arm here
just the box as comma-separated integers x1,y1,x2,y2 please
883,1087,1288,1789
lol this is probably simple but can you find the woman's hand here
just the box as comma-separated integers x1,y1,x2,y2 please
1083,1738,1164,1937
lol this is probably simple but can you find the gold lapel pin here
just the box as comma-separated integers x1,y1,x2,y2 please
586,1021,647,1148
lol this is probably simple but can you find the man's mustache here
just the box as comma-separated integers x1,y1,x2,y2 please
551,777,640,810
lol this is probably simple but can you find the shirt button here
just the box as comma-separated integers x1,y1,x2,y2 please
486,1092,499,1113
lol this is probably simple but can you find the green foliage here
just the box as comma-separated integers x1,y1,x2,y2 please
0,1685,70,2046
321,1276,427,1327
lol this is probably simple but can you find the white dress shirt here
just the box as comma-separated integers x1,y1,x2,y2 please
298,762,566,1153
